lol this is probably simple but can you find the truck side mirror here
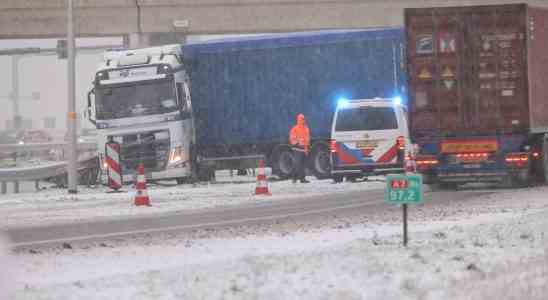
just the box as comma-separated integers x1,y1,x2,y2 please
87,89,97,126
176,82,191,119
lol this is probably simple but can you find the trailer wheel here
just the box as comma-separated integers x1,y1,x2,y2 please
309,144,331,179
503,170,531,188
271,147,294,179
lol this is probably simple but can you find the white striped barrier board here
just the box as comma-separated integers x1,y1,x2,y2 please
105,141,122,190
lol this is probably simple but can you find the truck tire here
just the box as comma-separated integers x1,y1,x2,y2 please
176,177,192,185
437,182,458,190
422,174,436,185
195,166,213,182
309,144,331,179
78,167,99,186
346,174,361,182
502,170,530,188
271,147,294,179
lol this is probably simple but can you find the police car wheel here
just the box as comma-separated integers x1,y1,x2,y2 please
310,145,331,179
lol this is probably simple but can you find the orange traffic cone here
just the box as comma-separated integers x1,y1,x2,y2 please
134,163,151,206
255,159,271,196
405,154,416,174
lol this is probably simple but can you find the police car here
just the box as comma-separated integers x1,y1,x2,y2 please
330,98,410,182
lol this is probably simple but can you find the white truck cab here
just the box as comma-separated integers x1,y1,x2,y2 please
330,98,410,182
87,45,193,183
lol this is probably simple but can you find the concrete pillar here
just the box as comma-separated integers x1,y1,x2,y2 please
35,180,40,191
11,55,21,130
126,32,186,48
1,182,6,194
13,181,19,194
127,33,150,48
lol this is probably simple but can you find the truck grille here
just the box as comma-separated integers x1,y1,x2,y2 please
111,130,170,173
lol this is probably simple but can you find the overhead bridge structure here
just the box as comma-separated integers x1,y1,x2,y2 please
1,0,548,46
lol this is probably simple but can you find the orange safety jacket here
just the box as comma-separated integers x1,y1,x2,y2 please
289,114,311,153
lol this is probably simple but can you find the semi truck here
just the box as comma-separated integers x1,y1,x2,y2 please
86,29,407,183
405,4,548,187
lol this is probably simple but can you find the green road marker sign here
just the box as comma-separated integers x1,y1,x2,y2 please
385,174,424,247
385,174,424,204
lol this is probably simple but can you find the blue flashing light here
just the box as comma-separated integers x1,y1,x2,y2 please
337,97,350,108
393,96,403,106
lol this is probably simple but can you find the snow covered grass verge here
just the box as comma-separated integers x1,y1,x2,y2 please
0,173,385,229
11,187,548,300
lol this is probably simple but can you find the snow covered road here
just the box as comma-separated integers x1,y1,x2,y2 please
8,185,548,299
0,173,385,229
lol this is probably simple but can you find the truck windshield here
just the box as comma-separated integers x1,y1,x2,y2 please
335,106,398,131
95,80,177,120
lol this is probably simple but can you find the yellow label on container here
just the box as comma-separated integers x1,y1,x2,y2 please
441,140,498,153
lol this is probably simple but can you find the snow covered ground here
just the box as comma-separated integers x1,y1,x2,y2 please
0,171,385,229
9,186,548,300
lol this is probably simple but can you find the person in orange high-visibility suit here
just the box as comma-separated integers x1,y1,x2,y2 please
289,113,311,183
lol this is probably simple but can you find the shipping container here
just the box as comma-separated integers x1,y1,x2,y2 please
405,4,548,186
183,29,407,179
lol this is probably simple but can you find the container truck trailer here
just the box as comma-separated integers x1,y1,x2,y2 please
405,4,548,187
87,29,407,183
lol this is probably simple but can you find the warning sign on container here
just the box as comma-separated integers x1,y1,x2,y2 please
418,68,432,80
444,80,455,90
439,33,456,53
442,66,455,78
483,41,492,51
416,34,434,54
502,90,514,97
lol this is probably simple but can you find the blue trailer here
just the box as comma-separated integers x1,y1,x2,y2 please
182,29,407,179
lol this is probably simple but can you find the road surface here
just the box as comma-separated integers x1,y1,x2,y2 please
7,188,494,248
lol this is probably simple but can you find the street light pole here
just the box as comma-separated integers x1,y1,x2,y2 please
67,0,77,193
11,55,20,130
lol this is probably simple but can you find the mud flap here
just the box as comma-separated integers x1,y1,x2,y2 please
544,134,548,184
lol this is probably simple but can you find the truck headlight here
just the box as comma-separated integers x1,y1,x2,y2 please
169,146,183,164
99,155,108,170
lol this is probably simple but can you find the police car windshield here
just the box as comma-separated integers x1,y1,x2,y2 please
95,79,177,120
335,106,398,131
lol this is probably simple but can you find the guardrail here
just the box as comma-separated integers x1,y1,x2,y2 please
0,157,99,194
0,142,99,194
0,142,96,154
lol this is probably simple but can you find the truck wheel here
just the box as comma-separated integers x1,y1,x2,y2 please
272,148,294,179
346,174,361,182
438,182,458,190
196,166,215,182
309,144,331,179
422,174,436,185
503,170,530,188
176,177,191,185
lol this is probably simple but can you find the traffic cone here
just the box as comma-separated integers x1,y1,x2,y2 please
405,154,416,174
134,163,151,206
255,159,271,196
